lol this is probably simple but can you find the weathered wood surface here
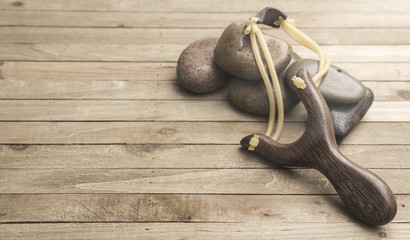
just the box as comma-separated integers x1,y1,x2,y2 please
0,194,409,223
2,44,410,62
0,80,408,101
1,222,409,240
2,61,410,81
0,0,409,238
1,144,409,169
0,168,408,194
2,27,410,45
0,100,408,121
0,122,408,144
1,11,410,29
0,0,408,13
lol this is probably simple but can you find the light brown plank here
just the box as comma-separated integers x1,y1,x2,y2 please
2,44,410,62
0,122,408,144
1,10,410,29
0,43,180,61
0,79,408,101
0,194,408,223
1,144,409,169
0,168,407,194
365,82,410,101
0,0,407,13
2,27,410,45
1,222,408,240
0,100,408,122
0,62,177,81
0,79,227,100
2,62,410,82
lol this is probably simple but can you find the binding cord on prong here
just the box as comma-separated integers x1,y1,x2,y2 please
245,15,330,151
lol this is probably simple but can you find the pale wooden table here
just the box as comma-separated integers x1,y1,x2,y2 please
0,0,409,239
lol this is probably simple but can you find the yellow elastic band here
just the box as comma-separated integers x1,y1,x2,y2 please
244,15,330,147
279,16,331,86
245,17,284,141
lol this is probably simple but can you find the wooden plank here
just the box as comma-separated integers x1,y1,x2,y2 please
0,194,408,223
0,0,407,13
0,62,177,81
0,79,407,101
365,82,410,101
0,79,228,100
0,122,408,144
1,222,409,240
361,102,410,122
2,27,410,45
2,61,410,82
1,43,410,62
1,144,409,169
1,10,410,28
0,168,407,194
0,100,408,122
0,43,180,61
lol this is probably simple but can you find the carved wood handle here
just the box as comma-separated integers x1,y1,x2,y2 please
241,69,397,225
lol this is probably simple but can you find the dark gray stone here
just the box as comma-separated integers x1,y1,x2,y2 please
286,59,366,104
177,38,230,94
214,21,292,81
228,55,373,143
228,53,301,115
330,88,374,144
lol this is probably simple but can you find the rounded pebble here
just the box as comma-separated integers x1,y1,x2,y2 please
214,21,292,81
177,38,230,94
228,53,301,115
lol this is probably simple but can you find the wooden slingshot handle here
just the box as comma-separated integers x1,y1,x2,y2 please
241,69,397,225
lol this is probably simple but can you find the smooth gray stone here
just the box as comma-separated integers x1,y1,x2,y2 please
330,88,374,144
286,59,366,104
228,53,301,115
214,21,292,81
177,38,230,94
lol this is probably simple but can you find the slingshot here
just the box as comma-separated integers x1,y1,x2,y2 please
241,69,397,225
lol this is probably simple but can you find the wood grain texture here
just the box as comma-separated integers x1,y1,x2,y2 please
0,100,407,121
1,10,410,28
1,27,410,45
0,0,409,238
0,194,409,223
1,44,410,62
0,122,408,144
0,169,408,194
0,80,228,100
0,0,407,13
0,80,408,101
2,62,410,82
1,144,409,169
1,222,409,240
